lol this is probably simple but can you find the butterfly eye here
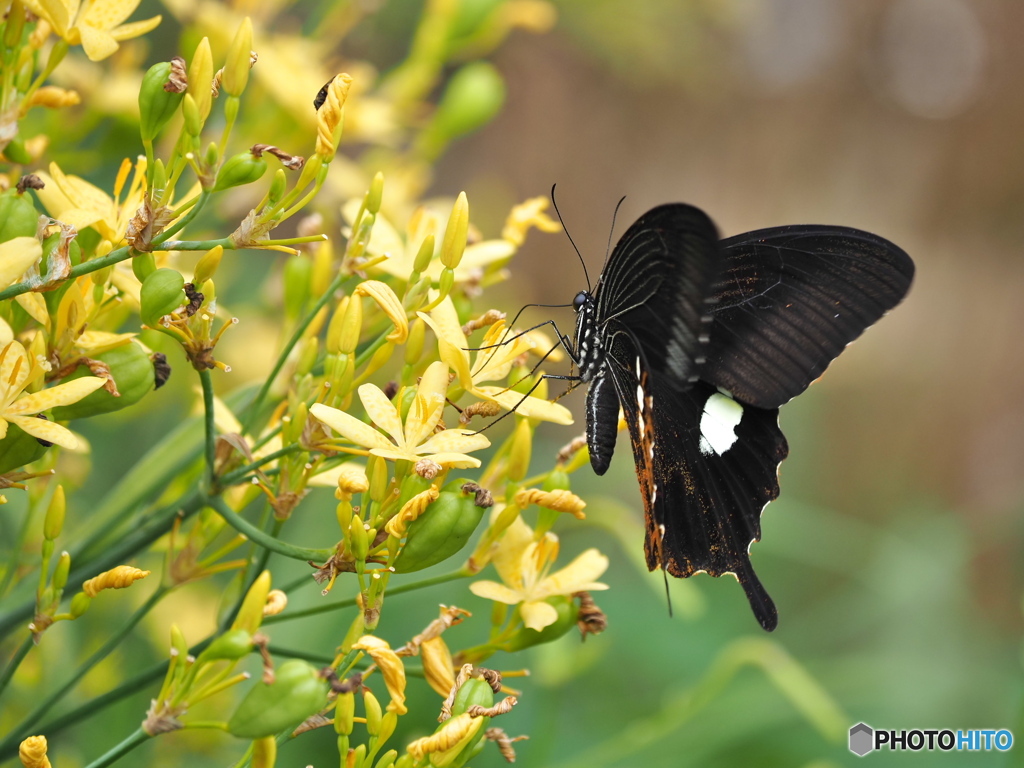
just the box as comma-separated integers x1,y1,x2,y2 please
572,291,588,312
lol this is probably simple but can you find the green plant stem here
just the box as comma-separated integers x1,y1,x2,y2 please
83,726,150,768
152,191,211,247
218,445,300,488
0,634,33,698
199,369,217,488
262,566,472,624
0,586,170,755
243,267,351,434
204,495,333,562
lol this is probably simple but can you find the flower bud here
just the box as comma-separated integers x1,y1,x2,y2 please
69,591,91,618
181,93,202,137
227,660,329,739
140,268,185,326
0,188,40,242
283,253,312,320
404,317,426,366
43,485,65,541
366,455,388,503
252,736,276,768
363,689,383,736
187,37,214,122
418,62,505,159
222,17,254,97
213,150,267,191
335,690,355,735
440,192,469,270
413,234,435,274
193,245,224,287
231,570,271,634
138,60,186,142
196,628,254,664
51,551,70,591
267,168,287,207
348,517,369,563
366,171,384,215
506,419,533,482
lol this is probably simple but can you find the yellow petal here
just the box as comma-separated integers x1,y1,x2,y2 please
0,237,42,289
351,636,407,714
0,317,12,347
310,402,392,451
368,447,417,463
77,22,119,60
80,0,143,29
109,15,161,41
358,384,405,446
404,360,449,447
412,451,481,468
47,163,114,222
76,331,135,354
354,280,408,344
8,414,79,449
474,386,573,425
468,580,522,605
416,429,489,456
0,341,30,401
535,549,610,600
8,376,106,415
419,300,473,388
15,294,49,328
33,0,72,37
520,599,560,631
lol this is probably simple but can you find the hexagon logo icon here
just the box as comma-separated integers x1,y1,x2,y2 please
849,722,874,756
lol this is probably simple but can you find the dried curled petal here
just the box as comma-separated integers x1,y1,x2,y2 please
385,485,439,537
513,488,586,518
81,565,150,597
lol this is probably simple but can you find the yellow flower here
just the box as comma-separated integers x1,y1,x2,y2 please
469,515,608,631
310,360,490,468
420,296,572,425
352,635,407,714
0,341,105,450
34,158,146,245
26,0,162,61
346,196,559,283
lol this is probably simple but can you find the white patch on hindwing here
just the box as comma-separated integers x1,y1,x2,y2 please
698,392,744,456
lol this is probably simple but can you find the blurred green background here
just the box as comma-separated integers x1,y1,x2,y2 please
8,0,1022,766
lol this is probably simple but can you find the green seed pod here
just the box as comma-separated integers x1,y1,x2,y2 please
195,628,253,664
449,676,494,715
138,61,186,143
497,596,577,652
0,422,49,474
227,659,329,739
0,189,39,242
132,252,157,283
363,689,383,736
334,691,355,735
213,150,267,191
392,484,487,573
3,137,31,165
140,268,185,326
51,341,157,420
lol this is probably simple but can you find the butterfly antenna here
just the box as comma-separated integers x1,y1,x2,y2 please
663,569,674,618
550,183,591,292
606,195,627,260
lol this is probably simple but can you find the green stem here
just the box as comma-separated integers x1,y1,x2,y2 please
152,191,211,247
218,445,300,488
205,495,333,562
0,587,169,755
83,726,150,768
262,566,472,624
242,268,351,434
199,369,217,488
0,634,33,698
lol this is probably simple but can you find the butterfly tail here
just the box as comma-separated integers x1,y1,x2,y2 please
737,561,778,632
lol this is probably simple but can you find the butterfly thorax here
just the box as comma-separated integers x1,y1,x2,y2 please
571,290,603,382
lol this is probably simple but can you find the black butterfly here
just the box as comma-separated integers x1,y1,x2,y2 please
568,204,914,631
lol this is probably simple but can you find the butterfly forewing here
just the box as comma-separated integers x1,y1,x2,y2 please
701,226,915,408
590,204,722,386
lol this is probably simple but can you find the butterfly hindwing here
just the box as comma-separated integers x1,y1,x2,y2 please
701,225,915,408
602,332,788,631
